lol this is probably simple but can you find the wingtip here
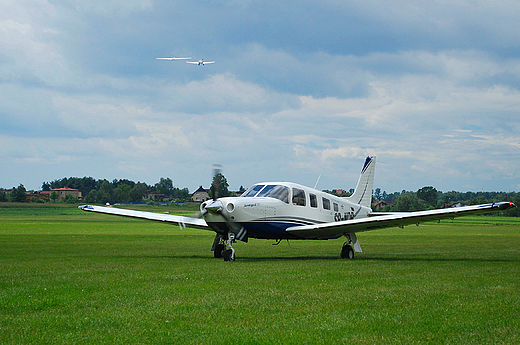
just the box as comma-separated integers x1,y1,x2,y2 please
78,205,94,210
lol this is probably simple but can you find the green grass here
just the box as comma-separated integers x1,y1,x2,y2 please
1,204,519,344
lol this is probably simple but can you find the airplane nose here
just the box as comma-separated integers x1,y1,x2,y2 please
203,200,223,215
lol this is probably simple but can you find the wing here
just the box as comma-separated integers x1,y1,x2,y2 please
157,57,191,60
286,202,515,239
186,61,199,64
78,205,209,230
204,61,215,64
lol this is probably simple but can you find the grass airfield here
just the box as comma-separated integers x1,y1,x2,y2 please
1,204,519,344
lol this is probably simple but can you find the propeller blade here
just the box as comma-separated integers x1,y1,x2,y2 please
211,164,222,201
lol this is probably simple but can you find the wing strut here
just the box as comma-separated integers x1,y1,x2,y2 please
346,233,362,253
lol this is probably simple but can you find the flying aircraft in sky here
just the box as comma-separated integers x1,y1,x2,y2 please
156,57,192,60
186,59,215,65
79,157,515,261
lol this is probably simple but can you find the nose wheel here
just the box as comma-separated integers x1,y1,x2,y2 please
223,232,236,261
211,232,236,261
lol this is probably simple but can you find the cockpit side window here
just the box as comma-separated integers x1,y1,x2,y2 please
242,184,265,197
256,185,289,204
292,188,306,206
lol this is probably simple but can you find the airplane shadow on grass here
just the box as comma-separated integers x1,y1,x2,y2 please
117,254,520,263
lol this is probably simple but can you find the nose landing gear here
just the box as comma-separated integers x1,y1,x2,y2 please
211,232,236,261
223,232,235,261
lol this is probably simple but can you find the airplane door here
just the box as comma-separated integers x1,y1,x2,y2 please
264,205,276,220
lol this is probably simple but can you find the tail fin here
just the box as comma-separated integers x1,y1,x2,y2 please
347,156,376,208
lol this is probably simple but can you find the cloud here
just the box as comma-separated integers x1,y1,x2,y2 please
70,0,154,17
156,72,301,114
1,0,520,193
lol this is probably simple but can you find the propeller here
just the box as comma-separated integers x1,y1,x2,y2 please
202,164,246,259
211,164,222,201
195,164,223,218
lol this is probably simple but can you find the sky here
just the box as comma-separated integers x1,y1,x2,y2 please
1,0,520,194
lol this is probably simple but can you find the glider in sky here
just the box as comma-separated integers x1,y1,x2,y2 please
186,59,215,65
156,56,192,60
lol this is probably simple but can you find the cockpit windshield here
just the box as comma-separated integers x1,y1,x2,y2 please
241,184,265,197
257,185,289,204
241,184,290,204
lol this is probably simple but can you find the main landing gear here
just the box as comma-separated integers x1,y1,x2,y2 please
212,232,236,261
340,233,358,259
340,242,355,259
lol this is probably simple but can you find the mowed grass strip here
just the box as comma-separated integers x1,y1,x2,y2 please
1,204,519,344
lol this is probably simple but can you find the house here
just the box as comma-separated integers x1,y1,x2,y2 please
147,191,167,201
51,187,82,201
372,200,395,211
191,186,210,202
30,190,51,201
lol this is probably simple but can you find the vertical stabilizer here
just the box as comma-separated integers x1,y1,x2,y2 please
347,156,376,208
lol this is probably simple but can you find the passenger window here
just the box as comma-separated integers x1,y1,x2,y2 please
292,188,306,206
322,197,330,210
334,203,339,212
310,194,317,208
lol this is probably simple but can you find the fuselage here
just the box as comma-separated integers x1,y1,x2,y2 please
201,182,372,240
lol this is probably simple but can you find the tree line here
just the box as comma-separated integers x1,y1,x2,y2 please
373,186,519,216
1,177,518,216
0,177,191,204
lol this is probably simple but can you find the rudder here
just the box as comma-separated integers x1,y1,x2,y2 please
347,156,376,208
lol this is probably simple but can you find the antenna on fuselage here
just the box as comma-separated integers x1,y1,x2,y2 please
313,174,321,189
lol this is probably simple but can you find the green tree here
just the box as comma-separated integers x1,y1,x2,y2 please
96,180,114,204
172,187,190,201
130,182,148,202
469,195,487,205
417,186,438,208
209,173,230,199
114,184,132,202
155,177,174,197
374,188,382,201
10,184,27,202
392,192,427,212
50,191,59,202
64,194,79,204
84,190,97,203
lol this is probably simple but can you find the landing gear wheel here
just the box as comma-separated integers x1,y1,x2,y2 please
214,244,225,258
341,244,354,259
223,249,235,261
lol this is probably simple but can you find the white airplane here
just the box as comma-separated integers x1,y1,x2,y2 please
186,59,215,65
156,57,192,60
78,157,515,261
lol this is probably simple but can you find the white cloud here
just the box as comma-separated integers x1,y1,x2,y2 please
1,0,520,193
70,0,154,17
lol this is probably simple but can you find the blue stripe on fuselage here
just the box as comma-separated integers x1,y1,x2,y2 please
241,221,301,239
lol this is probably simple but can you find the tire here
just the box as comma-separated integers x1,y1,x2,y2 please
223,249,235,261
214,244,225,258
341,244,354,259
223,249,231,261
